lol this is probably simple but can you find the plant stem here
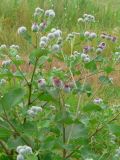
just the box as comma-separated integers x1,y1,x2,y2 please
59,91,67,158
0,139,13,155
28,57,38,105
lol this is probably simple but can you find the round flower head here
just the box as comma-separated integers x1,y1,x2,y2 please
31,106,42,113
27,110,35,117
84,17,89,22
106,34,111,40
18,26,27,35
38,78,46,88
100,33,107,39
31,23,39,32
111,36,117,42
83,56,90,63
81,53,88,59
24,146,32,154
16,146,23,153
0,44,7,50
53,30,62,38
93,98,103,104
96,47,103,53
66,33,74,41
39,23,47,31
90,15,95,20
19,149,27,155
73,51,78,54
49,10,55,17
98,42,106,50
35,7,44,16
2,60,11,67
64,84,71,93
89,32,97,39
52,77,63,88
39,41,47,48
47,32,55,40
16,55,21,60
17,154,24,160
0,79,6,85
83,46,93,53
84,31,90,37
45,10,50,16
40,36,48,43
51,28,56,32
45,9,55,17
83,13,88,18
52,44,60,52
78,18,84,23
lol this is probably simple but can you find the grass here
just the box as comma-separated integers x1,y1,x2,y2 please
0,0,120,102
0,0,120,46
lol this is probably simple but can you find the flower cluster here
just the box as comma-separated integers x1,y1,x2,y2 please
18,7,55,34
100,33,117,42
38,77,72,92
45,9,55,18
10,44,19,50
78,14,95,23
16,145,32,160
27,106,42,117
39,28,62,51
84,31,97,39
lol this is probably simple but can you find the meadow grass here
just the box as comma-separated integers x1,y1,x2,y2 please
0,0,120,46
0,0,120,102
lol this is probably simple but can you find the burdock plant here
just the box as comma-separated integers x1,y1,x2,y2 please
0,5,120,160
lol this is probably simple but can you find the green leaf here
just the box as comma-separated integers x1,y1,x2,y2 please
66,123,88,144
85,60,97,72
25,154,38,160
1,88,25,109
99,76,111,84
83,103,102,112
39,56,49,66
0,127,11,138
108,124,120,136
29,48,49,64
104,66,114,74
